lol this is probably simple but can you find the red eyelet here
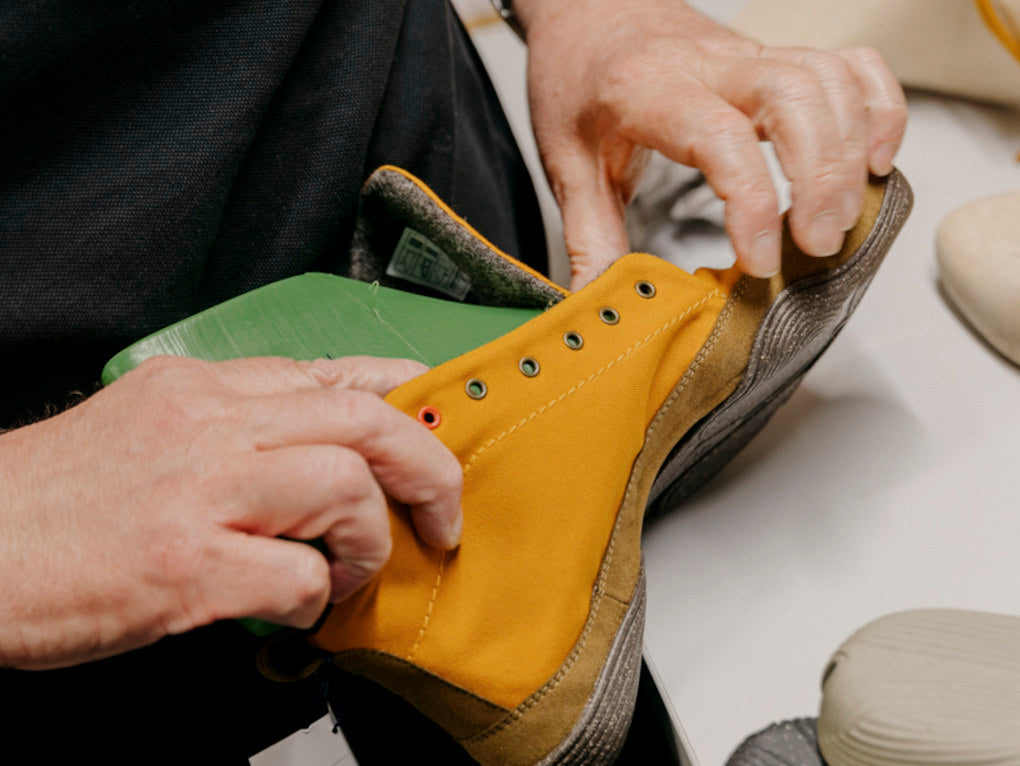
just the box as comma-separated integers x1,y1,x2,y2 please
417,406,442,429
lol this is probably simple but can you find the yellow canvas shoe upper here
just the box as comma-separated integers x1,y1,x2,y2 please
312,251,727,762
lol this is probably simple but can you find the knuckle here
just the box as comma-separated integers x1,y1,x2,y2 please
140,520,211,589
132,356,224,433
696,109,752,145
324,504,392,571
809,162,849,186
873,102,909,137
761,65,819,103
600,39,664,96
598,36,694,125
730,188,778,221
686,111,756,170
320,388,380,431
151,389,221,437
800,48,854,83
838,46,887,70
290,551,331,609
326,448,380,504
297,357,347,387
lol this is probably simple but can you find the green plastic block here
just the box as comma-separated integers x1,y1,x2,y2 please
103,273,539,635
104,273,539,383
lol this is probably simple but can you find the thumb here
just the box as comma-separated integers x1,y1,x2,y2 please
551,151,634,291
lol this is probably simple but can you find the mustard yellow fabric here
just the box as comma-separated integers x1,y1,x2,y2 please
312,253,727,709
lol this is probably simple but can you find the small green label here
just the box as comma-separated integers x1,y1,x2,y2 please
386,228,472,300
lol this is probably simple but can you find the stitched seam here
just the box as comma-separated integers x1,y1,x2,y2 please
645,278,748,438
407,551,446,661
462,290,723,476
469,286,735,742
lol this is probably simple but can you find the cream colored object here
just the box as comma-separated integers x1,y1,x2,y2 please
937,191,1020,366
818,610,1020,766
733,0,1020,105
979,0,1020,62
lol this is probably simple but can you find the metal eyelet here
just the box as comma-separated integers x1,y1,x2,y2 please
417,406,442,429
465,378,487,399
518,357,540,377
635,280,656,298
599,307,620,325
563,331,584,350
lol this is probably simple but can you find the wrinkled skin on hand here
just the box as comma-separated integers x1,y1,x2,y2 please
0,355,462,670
515,0,908,287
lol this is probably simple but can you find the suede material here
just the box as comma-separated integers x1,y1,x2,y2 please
465,596,632,765
350,166,565,307
332,649,508,740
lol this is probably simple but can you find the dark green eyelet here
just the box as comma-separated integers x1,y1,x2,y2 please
635,280,656,298
465,378,487,399
518,357,540,377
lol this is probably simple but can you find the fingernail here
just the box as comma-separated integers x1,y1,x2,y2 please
808,211,844,256
445,509,463,549
746,230,781,278
871,142,896,176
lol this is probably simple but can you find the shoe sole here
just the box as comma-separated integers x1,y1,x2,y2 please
726,718,824,766
537,567,646,765
647,170,913,514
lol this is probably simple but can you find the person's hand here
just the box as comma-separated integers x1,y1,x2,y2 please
0,355,462,670
514,0,908,287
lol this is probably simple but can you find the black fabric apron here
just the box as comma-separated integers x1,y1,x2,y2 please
0,1,544,760
0,0,546,427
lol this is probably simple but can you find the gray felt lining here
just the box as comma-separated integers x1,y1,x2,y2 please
349,167,565,309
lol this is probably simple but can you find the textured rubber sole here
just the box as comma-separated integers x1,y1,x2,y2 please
819,609,1020,766
726,718,825,766
538,567,646,766
647,171,913,515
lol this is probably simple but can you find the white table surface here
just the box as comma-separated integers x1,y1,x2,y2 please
639,6,1020,765
462,3,1020,764
643,89,1020,765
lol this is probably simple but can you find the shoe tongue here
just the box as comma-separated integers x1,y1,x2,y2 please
348,165,566,309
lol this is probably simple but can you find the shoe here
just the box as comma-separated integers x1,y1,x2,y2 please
818,609,1020,766
937,191,1020,367
726,718,825,766
106,165,911,765
734,0,1020,107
